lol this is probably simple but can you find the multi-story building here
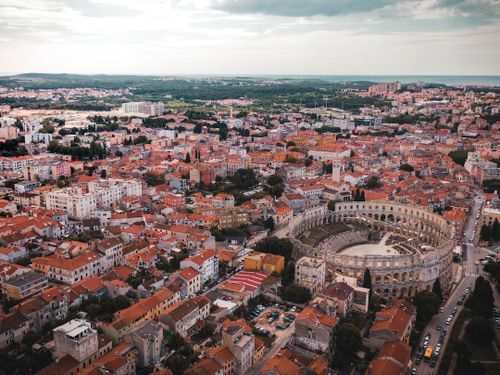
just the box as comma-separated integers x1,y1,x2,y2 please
1,271,48,300
176,266,202,295
293,306,338,358
314,282,354,317
22,161,71,181
243,252,285,273
295,256,326,295
126,320,163,367
54,319,98,364
97,237,124,271
32,252,105,284
122,102,164,115
159,295,211,338
222,323,255,374
180,249,219,284
368,300,416,348
217,207,249,229
46,179,142,219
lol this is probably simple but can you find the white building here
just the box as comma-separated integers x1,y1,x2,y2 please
122,102,164,116
97,237,124,271
180,249,219,284
54,319,98,364
295,256,326,295
46,178,142,219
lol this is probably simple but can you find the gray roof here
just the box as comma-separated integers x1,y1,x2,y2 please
2,271,47,288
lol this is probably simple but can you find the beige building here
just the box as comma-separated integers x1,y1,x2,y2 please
126,320,163,367
295,256,326,295
54,319,98,365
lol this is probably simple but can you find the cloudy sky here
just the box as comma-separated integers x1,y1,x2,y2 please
0,0,499,75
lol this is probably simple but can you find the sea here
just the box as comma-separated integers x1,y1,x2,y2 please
248,75,500,86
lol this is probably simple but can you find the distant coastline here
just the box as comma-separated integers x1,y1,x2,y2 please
1,73,499,86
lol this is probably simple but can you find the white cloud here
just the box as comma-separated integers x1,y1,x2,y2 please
0,0,497,74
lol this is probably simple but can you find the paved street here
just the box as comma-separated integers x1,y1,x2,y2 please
414,194,485,375
245,321,295,375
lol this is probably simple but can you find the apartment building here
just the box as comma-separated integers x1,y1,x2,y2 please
222,323,255,374
46,178,142,219
54,319,98,364
32,252,105,284
295,256,326,295
126,320,163,367
122,101,164,115
1,271,48,300
180,249,219,284
159,295,211,338
176,266,202,295
22,161,71,181
97,237,124,271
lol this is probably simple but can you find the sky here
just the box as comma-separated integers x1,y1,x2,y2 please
0,0,499,76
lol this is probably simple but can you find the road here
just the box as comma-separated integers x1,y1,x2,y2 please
245,322,295,375
414,194,485,375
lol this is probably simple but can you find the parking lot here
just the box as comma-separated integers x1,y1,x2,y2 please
250,304,301,338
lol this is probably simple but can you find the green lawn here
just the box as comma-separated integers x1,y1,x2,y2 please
299,223,351,247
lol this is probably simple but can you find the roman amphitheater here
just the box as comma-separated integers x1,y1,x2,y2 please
287,201,456,299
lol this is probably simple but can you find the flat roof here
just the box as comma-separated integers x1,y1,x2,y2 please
3,271,46,287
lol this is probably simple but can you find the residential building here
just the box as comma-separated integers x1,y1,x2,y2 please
295,256,326,295
292,306,338,358
180,249,219,284
243,252,285,273
126,320,163,367
159,295,211,338
1,271,48,300
54,319,98,365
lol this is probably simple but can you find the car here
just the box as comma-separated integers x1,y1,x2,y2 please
415,358,421,365
276,324,286,330
291,306,297,312
445,318,451,325
475,261,479,265
440,307,445,313
465,287,471,294
437,324,443,331
430,359,437,368
411,368,417,375
438,335,445,344
268,317,274,323
451,307,457,315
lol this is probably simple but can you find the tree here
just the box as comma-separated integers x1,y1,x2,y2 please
448,150,469,166
333,323,362,368
283,284,311,304
362,268,372,305
492,219,500,242
115,150,123,157
359,190,366,201
465,317,495,345
254,237,293,262
281,261,295,287
466,276,494,318
365,176,382,189
264,217,275,231
432,278,443,301
413,290,441,323
164,354,189,375
167,332,184,350
184,153,191,163
193,123,202,134
100,169,107,179
480,224,491,242
286,141,296,147
328,200,340,211
267,174,283,186
399,163,415,172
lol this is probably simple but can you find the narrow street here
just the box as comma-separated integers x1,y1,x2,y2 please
415,194,485,374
